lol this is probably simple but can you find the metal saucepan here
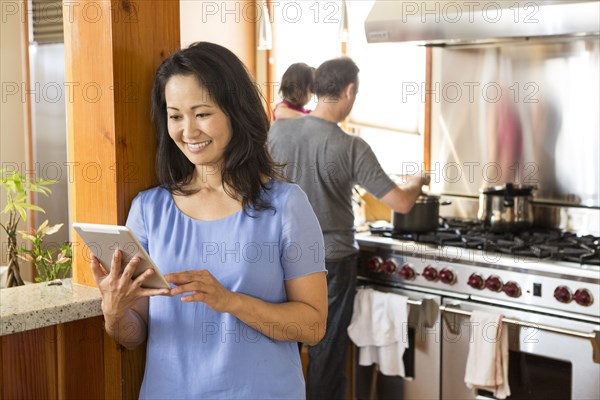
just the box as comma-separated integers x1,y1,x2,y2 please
392,194,451,233
477,183,536,232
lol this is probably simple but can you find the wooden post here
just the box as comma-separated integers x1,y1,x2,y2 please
64,0,180,286
62,1,179,397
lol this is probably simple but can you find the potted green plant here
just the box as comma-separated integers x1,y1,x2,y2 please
18,220,72,283
0,168,56,287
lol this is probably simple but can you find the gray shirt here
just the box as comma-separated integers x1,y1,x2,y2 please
268,115,397,260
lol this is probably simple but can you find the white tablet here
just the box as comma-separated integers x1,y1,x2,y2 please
73,222,170,289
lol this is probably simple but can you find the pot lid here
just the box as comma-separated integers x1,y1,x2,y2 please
480,183,537,195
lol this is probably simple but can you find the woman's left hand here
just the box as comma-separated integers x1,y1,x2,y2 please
165,270,236,313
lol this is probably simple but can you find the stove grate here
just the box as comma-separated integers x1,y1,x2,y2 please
367,219,600,265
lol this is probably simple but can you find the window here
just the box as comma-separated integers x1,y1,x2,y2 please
346,0,427,173
271,0,427,173
271,0,343,108
346,0,426,135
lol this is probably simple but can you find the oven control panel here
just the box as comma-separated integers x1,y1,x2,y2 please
359,249,600,320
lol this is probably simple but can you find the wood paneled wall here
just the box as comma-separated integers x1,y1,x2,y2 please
1,326,58,398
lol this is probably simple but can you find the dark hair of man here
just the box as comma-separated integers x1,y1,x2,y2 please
151,41,283,213
314,57,359,99
279,63,315,106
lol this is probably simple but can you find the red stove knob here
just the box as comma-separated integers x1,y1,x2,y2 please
382,259,398,275
439,268,456,285
502,281,522,298
574,289,594,307
467,273,485,290
367,257,383,272
485,275,503,292
422,266,438,281
554,286,573,303
399,264,416,280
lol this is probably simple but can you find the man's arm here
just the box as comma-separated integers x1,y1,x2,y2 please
379,174,430,214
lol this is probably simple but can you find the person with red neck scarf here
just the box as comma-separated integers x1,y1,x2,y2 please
273,63,315,121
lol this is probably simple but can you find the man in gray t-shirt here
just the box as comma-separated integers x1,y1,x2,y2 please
269,57,428,400
269,115,396,260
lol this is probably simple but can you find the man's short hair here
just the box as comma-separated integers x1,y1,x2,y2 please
314,57,359,99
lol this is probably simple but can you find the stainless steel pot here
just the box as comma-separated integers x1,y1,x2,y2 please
392,194,451,233
477,183,536,232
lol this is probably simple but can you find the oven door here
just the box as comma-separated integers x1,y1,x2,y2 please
353,282,441,400
441,298,600,400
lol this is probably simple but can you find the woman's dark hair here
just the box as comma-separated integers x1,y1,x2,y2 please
279,63,315,106
151,41,282,212
314,57,359,99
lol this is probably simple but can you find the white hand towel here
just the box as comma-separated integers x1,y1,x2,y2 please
348,288,409,377
464,310,511,399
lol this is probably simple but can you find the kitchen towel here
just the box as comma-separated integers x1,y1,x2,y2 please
347,288,409,376
464,310,511,399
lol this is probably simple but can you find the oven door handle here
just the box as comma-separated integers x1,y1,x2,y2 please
441,305,600,363
356,284,424,307
356,285,439,328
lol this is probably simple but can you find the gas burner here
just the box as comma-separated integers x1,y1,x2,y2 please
382,230,419,242
560,247,600,266
367,218,600,266
419,232,461,245
490,243,553,259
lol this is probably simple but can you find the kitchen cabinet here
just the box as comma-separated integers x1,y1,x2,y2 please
0,280,145,398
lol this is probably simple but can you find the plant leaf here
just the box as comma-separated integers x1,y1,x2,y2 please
5,180,17,193
19,232,37,241
14,193,27,203
30,186,53,196
44,223,63,236
38,220,49,234
18,254,34,262
21,204,45,213
2,203,13,214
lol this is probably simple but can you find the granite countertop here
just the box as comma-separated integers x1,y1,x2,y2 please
0,279,103,336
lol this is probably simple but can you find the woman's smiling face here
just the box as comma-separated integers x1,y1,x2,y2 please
165,74,232,168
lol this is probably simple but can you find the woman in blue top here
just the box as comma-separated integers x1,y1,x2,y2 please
90,42,328,399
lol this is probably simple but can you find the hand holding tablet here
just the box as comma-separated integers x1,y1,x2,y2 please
73,222,170,289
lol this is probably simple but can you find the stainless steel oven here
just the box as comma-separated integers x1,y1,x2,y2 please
353,277,443,400
353,280,441,400
441,298,600,400
355,221,600,400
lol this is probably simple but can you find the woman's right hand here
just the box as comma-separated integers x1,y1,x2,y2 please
90,249,170,322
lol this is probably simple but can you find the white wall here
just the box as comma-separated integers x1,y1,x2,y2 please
0,1,33,282
180,0,255,75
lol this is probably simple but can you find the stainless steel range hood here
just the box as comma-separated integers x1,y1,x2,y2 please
364,1,600,45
